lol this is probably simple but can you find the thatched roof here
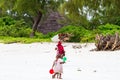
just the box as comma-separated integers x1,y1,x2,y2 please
37,12,65,34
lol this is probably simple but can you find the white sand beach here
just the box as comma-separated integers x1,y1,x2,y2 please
0,42,120,80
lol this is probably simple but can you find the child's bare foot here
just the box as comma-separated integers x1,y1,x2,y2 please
59,77,62,79
52,75,55,79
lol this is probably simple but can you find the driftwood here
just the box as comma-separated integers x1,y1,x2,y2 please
94,33,120,51
58,33,73,42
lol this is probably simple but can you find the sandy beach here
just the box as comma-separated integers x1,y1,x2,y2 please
0,42,120,80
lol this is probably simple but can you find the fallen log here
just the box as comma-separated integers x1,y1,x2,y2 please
94,32,120,51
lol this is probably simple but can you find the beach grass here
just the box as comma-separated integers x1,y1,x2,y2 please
0,36,51,44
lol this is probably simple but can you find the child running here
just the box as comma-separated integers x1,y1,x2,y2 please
51,55,65,79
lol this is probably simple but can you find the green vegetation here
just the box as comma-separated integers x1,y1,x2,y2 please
0,23,120,43
0,17,31,37
0,0,65,37
0,16,120,43
0,0,120,43
55,24,120,43
56,25,94,42
60,0,120,29
96,24,120,35
0,17,51,43
0,36,51,44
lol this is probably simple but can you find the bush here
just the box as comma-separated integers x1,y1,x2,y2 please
0,17,32,37
0,16,15,26
56,25,93,42
96,23,120,35
81,31,95,42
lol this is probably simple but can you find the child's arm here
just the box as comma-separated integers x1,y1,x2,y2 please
60,62,65,64
55,47,57,50
52,61,55,68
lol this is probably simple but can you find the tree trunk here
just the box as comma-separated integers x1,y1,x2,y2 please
30,11,42,37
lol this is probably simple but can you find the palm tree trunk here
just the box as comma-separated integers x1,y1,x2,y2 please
30,11,42,37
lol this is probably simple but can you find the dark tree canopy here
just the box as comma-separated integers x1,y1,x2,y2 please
60,0,120,29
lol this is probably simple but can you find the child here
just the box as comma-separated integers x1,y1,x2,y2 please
52,55,65,79
55,41,65,58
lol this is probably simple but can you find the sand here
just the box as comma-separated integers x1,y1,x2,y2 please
0,42,120,80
